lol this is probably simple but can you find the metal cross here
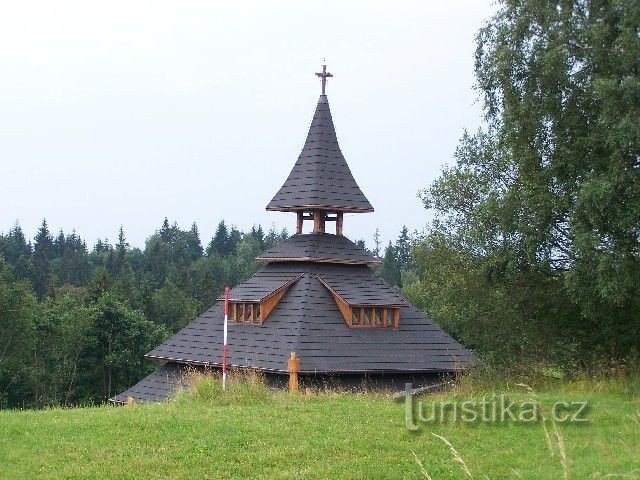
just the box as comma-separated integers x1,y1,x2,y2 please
315,64,333,95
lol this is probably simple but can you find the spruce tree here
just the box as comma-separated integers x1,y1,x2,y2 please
186,222,204,260
32,219,54,298
379,242,401,288
207,221,229,256
395,226,411,270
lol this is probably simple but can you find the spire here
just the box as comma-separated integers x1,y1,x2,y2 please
267,66,373,217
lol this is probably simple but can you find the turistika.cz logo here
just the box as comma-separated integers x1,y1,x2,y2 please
396,384,590,431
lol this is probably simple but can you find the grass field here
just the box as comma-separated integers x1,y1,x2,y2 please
1,373,639,479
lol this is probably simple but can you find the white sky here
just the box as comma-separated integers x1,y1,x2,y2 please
0,0,497,249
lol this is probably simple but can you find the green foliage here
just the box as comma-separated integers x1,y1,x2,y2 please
413,0,640,362
0,259,37,408
32,219,53,298
151,280,198,331
34,293,97,406
378,242,401,288
395,226,412,269
0,218,287,408
92,293,167,400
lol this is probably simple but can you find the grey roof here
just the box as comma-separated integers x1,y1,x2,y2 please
109,363,190,404
256,233,379,265
221,274,302,302
145,262,473,374
318,273,406,307
266,95,374,213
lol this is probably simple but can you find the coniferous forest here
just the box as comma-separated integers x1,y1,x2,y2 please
0,219,289,408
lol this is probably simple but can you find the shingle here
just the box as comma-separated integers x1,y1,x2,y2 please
220,274,302,302
266,95,374,213
256,233,379,265
144,263,474,375
317,273,406,307
109,363,191,404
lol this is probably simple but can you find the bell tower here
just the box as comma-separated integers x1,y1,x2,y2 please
266,64,373,236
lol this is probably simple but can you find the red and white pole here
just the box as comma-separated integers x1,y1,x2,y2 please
222,286,229,390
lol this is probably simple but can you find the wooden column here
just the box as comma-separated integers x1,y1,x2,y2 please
313,210,325,233
296,211,303,234
336,212,344,236
288,352,300,394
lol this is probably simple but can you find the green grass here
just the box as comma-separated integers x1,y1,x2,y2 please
0,373,639,479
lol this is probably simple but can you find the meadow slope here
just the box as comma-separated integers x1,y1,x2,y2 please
1,377,639,479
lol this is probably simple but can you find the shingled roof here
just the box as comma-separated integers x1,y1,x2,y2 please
222,274,302,302
317,273,407,307
256,233,379,265
111,363,190,404
143,262,473,374
266,95,374,213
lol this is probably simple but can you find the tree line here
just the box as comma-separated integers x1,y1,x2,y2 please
0,219,290,408
0,217,413,408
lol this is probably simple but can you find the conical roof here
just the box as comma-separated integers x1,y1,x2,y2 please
266,95,374,213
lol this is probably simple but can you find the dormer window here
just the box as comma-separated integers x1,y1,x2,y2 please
317,274,405,328
223,274,302,325
350,306,399,328
230,302,262,324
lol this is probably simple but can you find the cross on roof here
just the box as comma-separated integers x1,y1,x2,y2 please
315,64,333,95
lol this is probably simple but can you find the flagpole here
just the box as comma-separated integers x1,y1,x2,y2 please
222,286,229,390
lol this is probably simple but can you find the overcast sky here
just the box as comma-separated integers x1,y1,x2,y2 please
0,0,497,250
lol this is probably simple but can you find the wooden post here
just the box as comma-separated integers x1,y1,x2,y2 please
126,396,135,406
296,211,303,234
288,352,300,394
313,210,325,233
336,212,344,236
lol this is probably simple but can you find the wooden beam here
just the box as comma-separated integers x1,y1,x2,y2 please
370,307,376,327
382,308,388,328
296,211,303,234
393,309,400,328
336,212,344,236
313,210,325,233
330,292,352,326
260,288,288,323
